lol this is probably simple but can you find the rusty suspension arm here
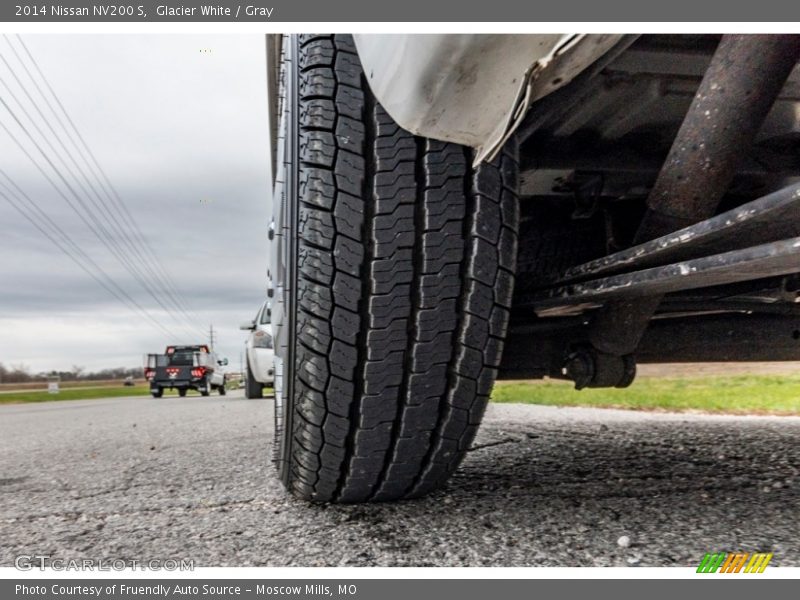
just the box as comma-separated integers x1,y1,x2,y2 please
585,34,800,373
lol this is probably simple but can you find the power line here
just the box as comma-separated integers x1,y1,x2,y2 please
6,36,201,326
9,34,204,327
0,38,206,342
0,48,199,331
0,94,203,341
0,174,180,339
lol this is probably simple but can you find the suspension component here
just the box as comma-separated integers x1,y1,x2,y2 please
588,34,800,359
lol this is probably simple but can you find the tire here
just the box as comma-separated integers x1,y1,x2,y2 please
218,380,227,396
178,388,187,397
151,387,163,399
245,360,264,399
200,381,210,397
270,34,519,503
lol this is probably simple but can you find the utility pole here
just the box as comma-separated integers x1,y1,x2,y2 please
209,324,216,350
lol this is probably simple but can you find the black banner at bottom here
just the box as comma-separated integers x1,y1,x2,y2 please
2,579,796,600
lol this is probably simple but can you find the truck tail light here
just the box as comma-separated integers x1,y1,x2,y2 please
144,369,155,380
191,367,207,378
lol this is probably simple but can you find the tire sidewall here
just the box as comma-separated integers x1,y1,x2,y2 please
269,35,299,483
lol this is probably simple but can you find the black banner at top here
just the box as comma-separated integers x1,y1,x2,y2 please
2,0,800,22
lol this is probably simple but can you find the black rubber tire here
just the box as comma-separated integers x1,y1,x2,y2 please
151,388,163,399
272,34,519,503
218,380,227,396
245,360,264,399
178,388,187,398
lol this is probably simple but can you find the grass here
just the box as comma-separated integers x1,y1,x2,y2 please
2,374,798,415
0,383,259,404
0,379,144,392
0,383,152,404
491,375,800,415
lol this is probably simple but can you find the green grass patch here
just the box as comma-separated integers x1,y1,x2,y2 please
491,375,800,415
0,384,152,404
0,379,144,392
0,383,261,404
5,375,798,414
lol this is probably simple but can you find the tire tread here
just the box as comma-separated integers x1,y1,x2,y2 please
285,34,519,502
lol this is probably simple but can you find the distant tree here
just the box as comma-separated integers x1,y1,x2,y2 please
1,363,144,383
5,363,33,384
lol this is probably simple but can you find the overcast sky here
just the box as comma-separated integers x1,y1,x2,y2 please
0,34,271,373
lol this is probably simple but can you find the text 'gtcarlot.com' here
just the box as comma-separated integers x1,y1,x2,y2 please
13,555,193,571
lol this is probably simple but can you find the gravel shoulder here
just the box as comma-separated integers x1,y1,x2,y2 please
1,392,798,567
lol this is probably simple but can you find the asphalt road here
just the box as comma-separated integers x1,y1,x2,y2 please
1,391,798,567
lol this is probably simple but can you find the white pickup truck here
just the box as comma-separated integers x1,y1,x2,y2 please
240,301,276,398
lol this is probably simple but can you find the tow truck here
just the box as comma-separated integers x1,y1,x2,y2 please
144,345,228,398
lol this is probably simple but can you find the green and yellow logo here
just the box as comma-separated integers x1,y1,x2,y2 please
697,552,773,573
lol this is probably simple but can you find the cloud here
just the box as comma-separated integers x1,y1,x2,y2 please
0,34,271,372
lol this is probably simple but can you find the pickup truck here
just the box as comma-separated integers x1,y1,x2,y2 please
144,345,228,398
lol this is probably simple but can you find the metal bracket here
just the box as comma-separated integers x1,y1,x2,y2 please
562,346,636,390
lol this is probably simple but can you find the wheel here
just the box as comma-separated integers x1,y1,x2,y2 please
178,388,187,397
245,360,264,399
269,34,519,503
218,379,227,396
151,387,163,398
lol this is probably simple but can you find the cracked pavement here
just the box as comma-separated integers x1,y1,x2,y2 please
1,391,798,566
